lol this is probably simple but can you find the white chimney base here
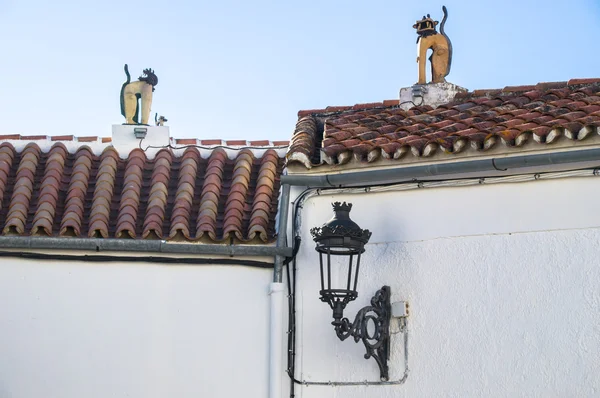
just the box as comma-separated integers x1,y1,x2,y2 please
111,125,171,158
399,82,467,111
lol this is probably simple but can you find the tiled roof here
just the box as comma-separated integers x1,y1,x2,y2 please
0,143,283,243
287,78,600,168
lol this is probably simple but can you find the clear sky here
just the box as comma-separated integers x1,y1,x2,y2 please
1,0,599,141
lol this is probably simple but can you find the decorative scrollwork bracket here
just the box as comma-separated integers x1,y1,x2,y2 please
331,285,391,381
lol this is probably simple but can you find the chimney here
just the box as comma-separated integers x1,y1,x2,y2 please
399,82,467,111
111,124,170,158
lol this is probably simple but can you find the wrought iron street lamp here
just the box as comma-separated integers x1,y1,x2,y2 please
310,202,391,381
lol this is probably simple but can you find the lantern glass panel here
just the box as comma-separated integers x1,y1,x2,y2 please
317,245,363,309
311,202,372,310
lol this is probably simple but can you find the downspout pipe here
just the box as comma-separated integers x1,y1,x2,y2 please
273,183,291,283
281,148,600,187
270,183,291,398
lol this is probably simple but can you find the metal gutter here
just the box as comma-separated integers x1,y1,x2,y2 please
0,236,292,257
281,148,600,187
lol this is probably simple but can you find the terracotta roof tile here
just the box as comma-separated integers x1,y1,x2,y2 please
142,149,172,239
0,135,105,143
169,147,199,240
249,140,270,146
0,144,16,214
287,80,600,168
115,149,146,238
568,78,600,86
3,144,42,235
88,147,119,238
196,149,228,241
60,147,94,237
50,135,74,141
200,139,222,145
21,135,49,140
248,149,280,242
175,139,198,145
77,136,98,142
226,140,248,146
31,144,68,236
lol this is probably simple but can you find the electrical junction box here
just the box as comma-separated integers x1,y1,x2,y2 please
391,301,409,318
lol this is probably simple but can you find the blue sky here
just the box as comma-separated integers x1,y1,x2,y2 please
0,0,599,141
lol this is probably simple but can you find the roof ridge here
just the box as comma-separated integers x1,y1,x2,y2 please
297,78,600,118
0,134,289,147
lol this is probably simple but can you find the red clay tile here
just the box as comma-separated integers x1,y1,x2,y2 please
326,106,353,112
142,149,173,239
248,150,280,242
3,144,41,235
116,152,145,243
249,140,270,146
0,135,21,140
101,137,112,143
77,136,98,142
226,140,248,146
0,144,16,214
32,144,68,236
196,149,228,240
352,102,382,110
223,150,254,241
51,135,74,141
169,149,199,239
88,147,119,238
535,81,568,90
21,135,48,140
568,78,600,86
200,139,223,145
298,109,327,117
471,89,502,97
502,85,536,92
176,139,198,145
272,140,289,146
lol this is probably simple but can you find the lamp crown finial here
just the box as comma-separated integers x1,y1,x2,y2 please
332,201,352,212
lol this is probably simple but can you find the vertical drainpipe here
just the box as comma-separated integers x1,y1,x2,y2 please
270,183,291,398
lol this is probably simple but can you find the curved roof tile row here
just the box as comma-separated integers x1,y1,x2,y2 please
0,143,283,243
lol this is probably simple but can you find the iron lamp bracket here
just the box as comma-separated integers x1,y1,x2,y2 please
332,285,391,381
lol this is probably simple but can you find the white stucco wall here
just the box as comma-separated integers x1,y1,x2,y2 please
290,175,600,397
0,258,272,398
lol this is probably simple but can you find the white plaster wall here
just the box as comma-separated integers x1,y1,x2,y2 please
0,259,271,398
291,175,600,397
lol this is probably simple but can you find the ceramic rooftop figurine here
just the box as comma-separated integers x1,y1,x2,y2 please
413,6,452,85
155,113,168,126
120,64,158,125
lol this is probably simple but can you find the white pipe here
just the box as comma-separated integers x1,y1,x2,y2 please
269,282,285,398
